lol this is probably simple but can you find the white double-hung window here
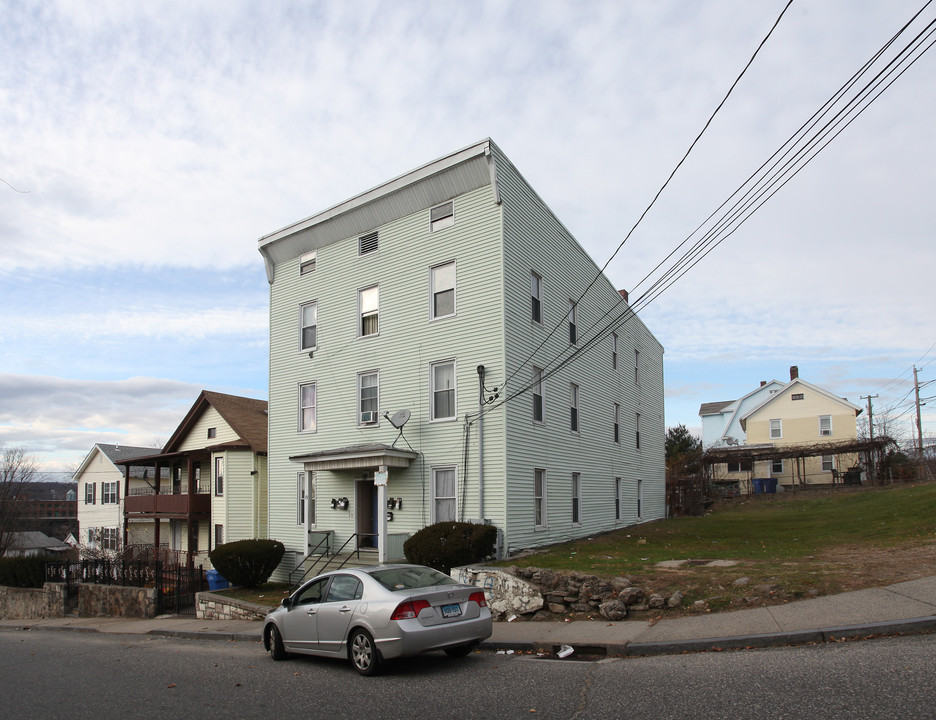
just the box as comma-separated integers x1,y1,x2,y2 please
770,418,782,439
359,285,379,337
431,361,456,421
430,201,454,231
300,301,317,351
532,366,544,423
358,371,379,425
299,382,317,432
531,272,543,324
432,467,457,522
534,468,547,529
431,261,456,319
102,481,118,504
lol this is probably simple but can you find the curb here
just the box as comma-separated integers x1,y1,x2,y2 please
479,615,936,658
147,629,262,643
6,615,935,656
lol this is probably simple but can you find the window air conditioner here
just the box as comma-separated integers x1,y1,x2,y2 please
360,411,377,424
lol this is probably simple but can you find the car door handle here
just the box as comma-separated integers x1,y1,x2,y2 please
339,605,352,613
306,608,317,615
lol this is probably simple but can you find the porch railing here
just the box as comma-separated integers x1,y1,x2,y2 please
128,482,212,496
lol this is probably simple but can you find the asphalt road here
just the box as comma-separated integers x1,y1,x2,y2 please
1,630,934,719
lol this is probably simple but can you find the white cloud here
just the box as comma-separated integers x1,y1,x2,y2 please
1,0,934,464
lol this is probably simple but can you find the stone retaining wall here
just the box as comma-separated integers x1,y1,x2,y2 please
78,584,156,618
196,592,270,621
0,583,66,619
453,566,685,621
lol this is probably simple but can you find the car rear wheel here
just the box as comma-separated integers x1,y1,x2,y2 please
349,629,381,676
267,625,288,661
443,643,475,658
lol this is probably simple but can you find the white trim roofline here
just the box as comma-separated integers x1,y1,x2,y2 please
258,138,493,249
740,378,863,424
720,380,784,440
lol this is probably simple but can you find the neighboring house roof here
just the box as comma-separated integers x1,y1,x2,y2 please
740,378,863,429
699,401,734,416
8,531,71,554
74,443,159,480
163,390,268,454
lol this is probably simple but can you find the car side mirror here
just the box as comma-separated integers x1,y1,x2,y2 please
281,597,291,608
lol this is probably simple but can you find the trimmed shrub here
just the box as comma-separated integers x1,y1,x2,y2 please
0,555,50,588
403,522,498,574
209,539,285,589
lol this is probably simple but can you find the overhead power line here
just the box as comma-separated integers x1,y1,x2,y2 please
481,2,936,421
497,0,795,394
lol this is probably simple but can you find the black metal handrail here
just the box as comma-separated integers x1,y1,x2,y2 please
286,533,378,592
287,533,332,587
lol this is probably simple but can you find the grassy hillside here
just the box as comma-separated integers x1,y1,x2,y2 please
502,482,936,610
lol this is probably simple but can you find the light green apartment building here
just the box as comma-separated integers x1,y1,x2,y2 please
258,139,664,577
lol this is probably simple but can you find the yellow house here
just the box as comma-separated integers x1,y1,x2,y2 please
741,376,862,487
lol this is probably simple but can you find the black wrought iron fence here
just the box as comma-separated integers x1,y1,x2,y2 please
45,557,207,616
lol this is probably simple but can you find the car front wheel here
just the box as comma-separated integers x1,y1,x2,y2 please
267,625,288,661
349,628,381,676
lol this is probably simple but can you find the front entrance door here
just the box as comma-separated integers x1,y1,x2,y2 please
355,478,378,549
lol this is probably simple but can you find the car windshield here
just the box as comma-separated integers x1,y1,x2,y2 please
368,566,459,592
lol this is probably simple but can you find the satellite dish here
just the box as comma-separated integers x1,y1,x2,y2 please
388,409,411,429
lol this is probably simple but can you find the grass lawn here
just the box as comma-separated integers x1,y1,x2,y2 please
498,481,936,612
213,583,291,609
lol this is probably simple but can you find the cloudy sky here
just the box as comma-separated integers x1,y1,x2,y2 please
2,0,934,477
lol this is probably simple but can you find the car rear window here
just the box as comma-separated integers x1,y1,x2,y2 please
368,566,459,591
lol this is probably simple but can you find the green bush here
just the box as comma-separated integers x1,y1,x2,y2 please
403,522,498,574
209,539,285,589
0,555,51,588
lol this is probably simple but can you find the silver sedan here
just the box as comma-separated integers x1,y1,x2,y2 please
263,564,492,675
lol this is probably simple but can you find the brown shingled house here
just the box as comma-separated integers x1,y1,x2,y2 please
116,390,268,568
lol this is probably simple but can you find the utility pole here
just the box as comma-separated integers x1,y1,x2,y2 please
914,366,924,479
861,394,878,484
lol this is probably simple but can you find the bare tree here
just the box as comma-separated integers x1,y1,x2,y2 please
0,442,39,556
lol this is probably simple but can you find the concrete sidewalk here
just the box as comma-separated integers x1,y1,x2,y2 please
2,576,934,657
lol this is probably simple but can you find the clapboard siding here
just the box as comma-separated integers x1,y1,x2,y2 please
266,182,507,563
493,144,665,553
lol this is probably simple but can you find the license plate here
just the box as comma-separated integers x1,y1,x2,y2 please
441,603,462,618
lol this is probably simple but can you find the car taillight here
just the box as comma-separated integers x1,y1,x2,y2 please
469,591,487,608
391,598,431,620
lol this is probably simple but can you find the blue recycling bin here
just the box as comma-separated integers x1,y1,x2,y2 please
752,478,764,494
206,569,230,591
764,478,778,494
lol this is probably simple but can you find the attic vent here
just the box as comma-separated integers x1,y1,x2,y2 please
430,201,454,231
359,231,379,255
791,393,804,401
